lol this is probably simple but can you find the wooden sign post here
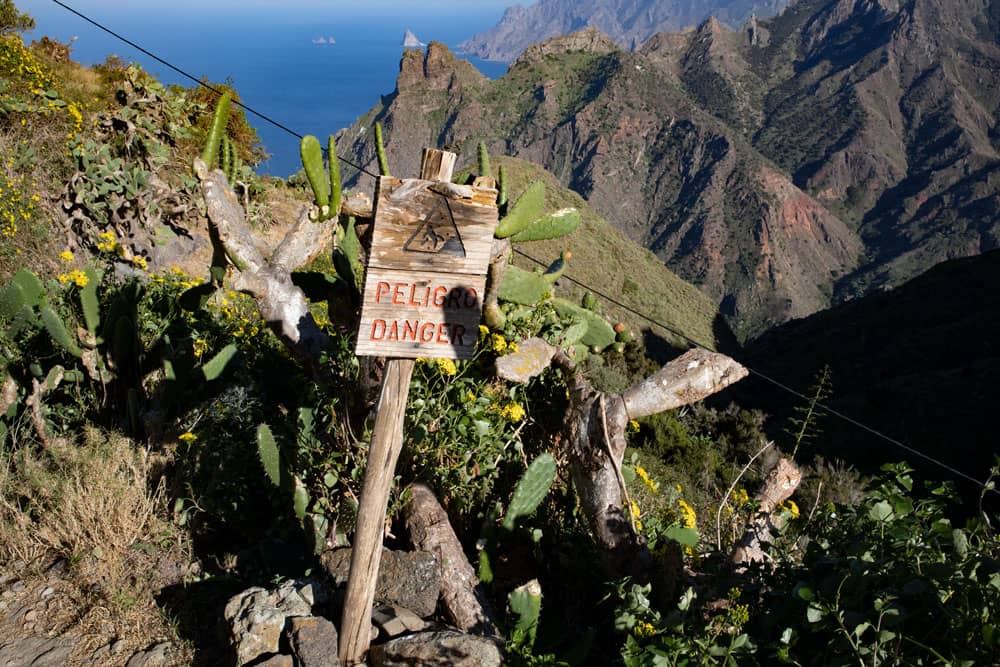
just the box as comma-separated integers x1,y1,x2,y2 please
339,149,499,666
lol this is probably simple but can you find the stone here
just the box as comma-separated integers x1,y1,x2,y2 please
321,549,440,617
224,578,326,666
124,641,171,667
372,605,427,638
0,636,75,666
367,630,502,667
285,615,340,667
255,656,294,667
40,587,55,599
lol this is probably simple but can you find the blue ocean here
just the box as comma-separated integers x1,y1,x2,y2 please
21,1,510,177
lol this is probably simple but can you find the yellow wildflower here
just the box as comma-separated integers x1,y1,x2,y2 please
59,249,74,262
779,499,800,520
678,498,697,529
635,465,659,494
508,340,519,353
733,488,750,506
131,256,147,270
489,333,507,353
633,620,657,639
627,419,640,434
498,402,525,422
478,324,489,338
193,338,208,358
57,270,88,287
435,358,457,376
178,432,198,443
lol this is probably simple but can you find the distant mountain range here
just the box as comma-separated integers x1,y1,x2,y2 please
459,0,793,61
340,0,1000,343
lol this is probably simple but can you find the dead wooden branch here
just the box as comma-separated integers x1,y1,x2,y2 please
404,483,497,636
730,457,802,569
499,341,748,581
195,159,332,368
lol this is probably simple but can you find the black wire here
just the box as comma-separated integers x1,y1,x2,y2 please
49,0,379,178
49,0,992,492
513,248,992,491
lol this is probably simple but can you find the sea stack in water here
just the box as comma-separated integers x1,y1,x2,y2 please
402,29,425,47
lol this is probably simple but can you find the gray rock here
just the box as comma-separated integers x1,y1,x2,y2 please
0,636,75,666
368,630,502,667
372,605,427,638
224,579,326,666
321,549,440,617
254,656,294,667
125,641,171,667
285,615,340,667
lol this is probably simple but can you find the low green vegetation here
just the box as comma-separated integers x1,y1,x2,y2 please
1,6,998,664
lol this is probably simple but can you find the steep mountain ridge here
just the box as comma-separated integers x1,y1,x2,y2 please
459,0,793,62
341,37,862,341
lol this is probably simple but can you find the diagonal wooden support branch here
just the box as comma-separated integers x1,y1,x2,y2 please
196,158,334,367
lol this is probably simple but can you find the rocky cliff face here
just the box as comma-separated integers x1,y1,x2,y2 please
459,0,793,62
341,0,1000,341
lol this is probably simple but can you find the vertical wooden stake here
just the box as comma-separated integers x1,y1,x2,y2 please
339,149,457,666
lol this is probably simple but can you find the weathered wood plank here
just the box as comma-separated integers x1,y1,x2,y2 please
367,176,498,276
355,268,486,359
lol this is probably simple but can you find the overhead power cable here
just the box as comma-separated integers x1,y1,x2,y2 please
50,0,993,492
513,249,992,491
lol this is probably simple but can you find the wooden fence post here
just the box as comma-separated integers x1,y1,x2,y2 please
338,149,456,666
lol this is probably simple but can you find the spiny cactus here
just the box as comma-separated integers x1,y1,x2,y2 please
478,141,491,178
201,343,238,381
333,216,361,294
542,251,569,284
40,306,82,358
495,181,544,239
498,265,551,305
200,90,232,169
509,207,581,243
503,452,556,531
257,423,282,487
328,135,342,217
374,121,390,176
80,267,100,336
552,298,616,350
497,164,508,211
508,579,542,650
300,134,330,214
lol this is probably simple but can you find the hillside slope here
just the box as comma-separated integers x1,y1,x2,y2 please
340,37,863,341
740,249,1000,486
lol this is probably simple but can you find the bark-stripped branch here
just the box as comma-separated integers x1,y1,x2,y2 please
196,158,334,368
498,340,748,581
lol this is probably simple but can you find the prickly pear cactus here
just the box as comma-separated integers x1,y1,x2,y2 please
552,298,616,350
503,452,556,531
495,180,544,239
509,208,581,242
256,423,282,487
508,579,542,649
200,91,232,169
300,135,331,214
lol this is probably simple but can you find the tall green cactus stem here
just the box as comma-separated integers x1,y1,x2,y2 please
497,165,508,211
256,423,282,487
477,141,491,178
503,452,556,531
221,135,233,180
300,135,330,213
200,91,232,169
374,122,390,176
333,216,361,291
552,298,616,350
498,265,551,305
510,208,581,243
80,267,100,335
327,135,342,218
494,180,544,239
40,306,82,358
508,579,542,649
201,343,238,381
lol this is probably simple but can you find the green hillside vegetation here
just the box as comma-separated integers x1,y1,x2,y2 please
1,4,999,665
489,156,726,356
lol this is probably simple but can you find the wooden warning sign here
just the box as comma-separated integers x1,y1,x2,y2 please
356,174,499,359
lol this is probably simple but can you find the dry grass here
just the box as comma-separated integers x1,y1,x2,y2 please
1,427,174,589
